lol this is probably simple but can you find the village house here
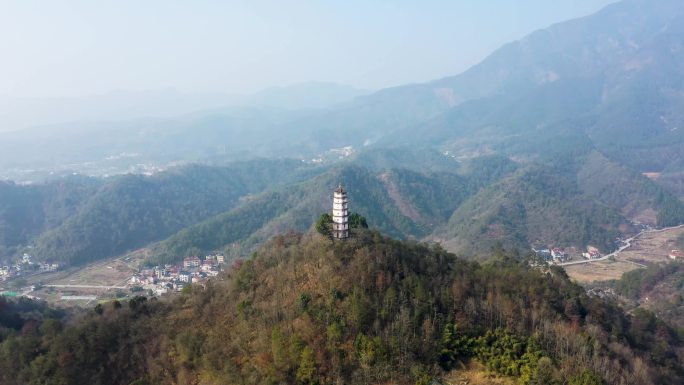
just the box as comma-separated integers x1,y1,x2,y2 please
550,248,568,262
532,248,551,261
154,266,167,279
178,272,191,283
583,246,601,260
167,265,181,275
201,259,215,272
669,250,683,260
183,256,201,268
39,263,59,272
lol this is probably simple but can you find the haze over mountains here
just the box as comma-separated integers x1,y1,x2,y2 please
2,0,684,265
0,82,369,133
4,2,684,384
2,0,684,179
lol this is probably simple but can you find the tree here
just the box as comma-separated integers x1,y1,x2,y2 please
349,213,368,229
271,327,288,376
438,323,474,370
315,213,333,237
296,346,316,384
316,212,367,237
569,370,605,385
528,357,556,385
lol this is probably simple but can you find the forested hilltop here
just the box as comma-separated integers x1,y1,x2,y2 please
1,230,682,385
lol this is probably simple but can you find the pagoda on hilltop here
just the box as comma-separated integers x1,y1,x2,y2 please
332,183,349,239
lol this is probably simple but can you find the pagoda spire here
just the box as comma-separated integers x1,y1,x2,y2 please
332,183,349,239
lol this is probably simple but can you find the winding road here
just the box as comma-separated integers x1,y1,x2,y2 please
557,224,684,267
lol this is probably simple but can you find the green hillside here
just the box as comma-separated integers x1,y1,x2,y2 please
148,165,472,264
436,165,627,256
576,151,684,226
0,176,102,257
434,151,684,257
350,147,461,173
1,231,681,384
610,258,684,330
136,154,684,265
28,159,318,266
5,150,682,268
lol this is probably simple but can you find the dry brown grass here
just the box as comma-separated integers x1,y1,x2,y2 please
565,260,640,283
444,362,516,385
48,255,140,286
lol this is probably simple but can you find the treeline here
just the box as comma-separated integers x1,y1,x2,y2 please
0,296,65,342
657,196,684,228
0,230,682,384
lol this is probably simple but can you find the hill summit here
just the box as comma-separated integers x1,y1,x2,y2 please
0,229,682,384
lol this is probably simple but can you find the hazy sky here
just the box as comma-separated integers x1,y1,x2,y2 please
0,0,617,98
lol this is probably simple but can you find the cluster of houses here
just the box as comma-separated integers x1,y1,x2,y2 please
129,254,226,296
532,247,570,263
669,250,683,260
310,146,355,164
582,246,602,260
533,245,604,264
0,254,60,281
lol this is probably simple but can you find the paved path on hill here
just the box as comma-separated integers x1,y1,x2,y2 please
557,224,684,267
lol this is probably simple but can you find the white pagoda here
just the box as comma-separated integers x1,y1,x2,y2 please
332,183,349,239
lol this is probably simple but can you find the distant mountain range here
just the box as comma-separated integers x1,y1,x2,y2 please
2,0,684,264
285,0,684,172
0,83,370,181
2,0,683,178
0,82,369,133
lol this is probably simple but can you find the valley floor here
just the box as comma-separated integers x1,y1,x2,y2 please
564,226,684,284
19,253,144,307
